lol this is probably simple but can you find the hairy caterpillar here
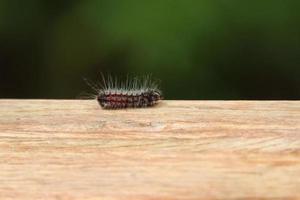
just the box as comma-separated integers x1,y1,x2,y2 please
86,75,163,109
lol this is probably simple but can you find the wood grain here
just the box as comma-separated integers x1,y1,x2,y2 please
0,100,300,200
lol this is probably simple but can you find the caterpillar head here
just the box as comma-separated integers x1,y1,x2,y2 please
150,90,163,102
97,92,107,108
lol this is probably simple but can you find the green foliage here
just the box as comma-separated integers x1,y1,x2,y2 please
0,0,299,99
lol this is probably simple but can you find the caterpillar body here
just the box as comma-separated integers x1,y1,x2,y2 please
97,89,161,109
88,75,163,109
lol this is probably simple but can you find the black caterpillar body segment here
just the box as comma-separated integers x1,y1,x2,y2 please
94,75,162,109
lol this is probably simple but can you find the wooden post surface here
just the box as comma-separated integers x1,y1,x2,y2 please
0,100,300,200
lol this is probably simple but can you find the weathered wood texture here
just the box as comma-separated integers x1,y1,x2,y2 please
0,100,300,200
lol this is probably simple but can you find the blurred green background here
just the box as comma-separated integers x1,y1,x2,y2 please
0,0,299,99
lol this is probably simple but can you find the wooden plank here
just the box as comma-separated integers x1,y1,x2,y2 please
0,100,299,200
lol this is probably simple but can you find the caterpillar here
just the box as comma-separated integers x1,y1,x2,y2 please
86,75,163,109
